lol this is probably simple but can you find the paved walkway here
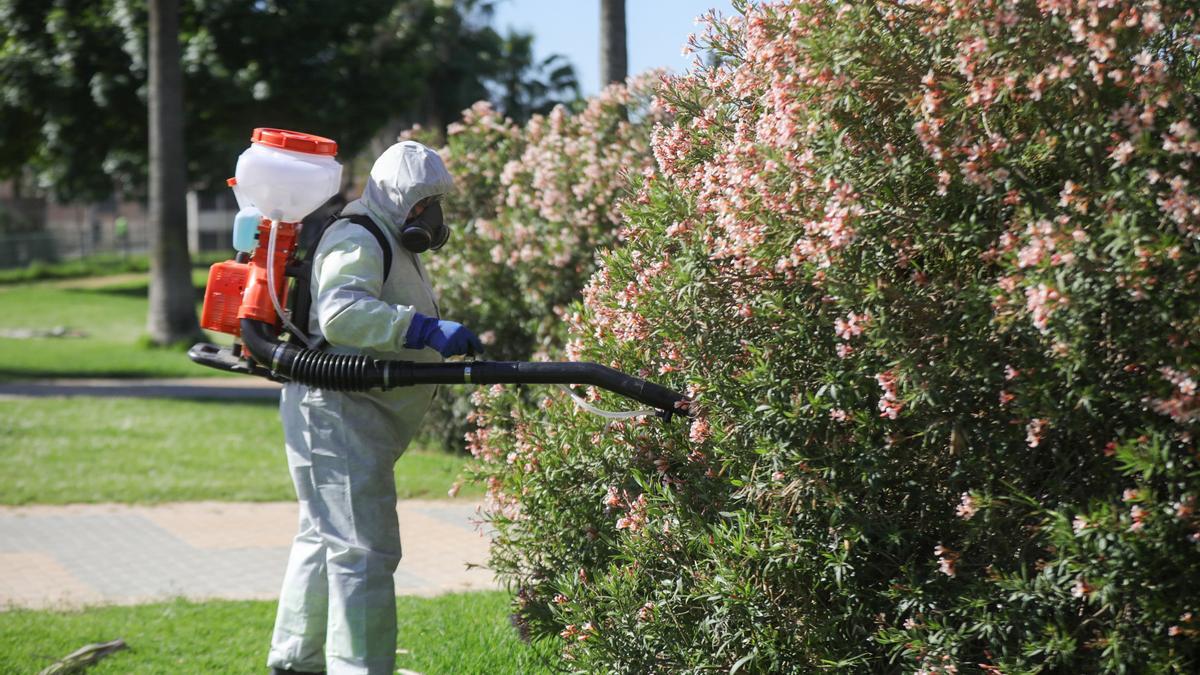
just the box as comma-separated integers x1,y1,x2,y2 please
0,500,497,610
0,378,499,611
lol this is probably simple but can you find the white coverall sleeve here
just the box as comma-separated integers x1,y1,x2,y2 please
312,224,417,352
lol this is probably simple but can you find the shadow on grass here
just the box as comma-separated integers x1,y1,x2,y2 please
151,397,280,408
0,367,277,399
0,367,173,380
0,379,281,405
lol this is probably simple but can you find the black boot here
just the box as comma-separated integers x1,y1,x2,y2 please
270,668,325,675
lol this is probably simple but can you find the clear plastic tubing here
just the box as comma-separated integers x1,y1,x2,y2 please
266,219,315,348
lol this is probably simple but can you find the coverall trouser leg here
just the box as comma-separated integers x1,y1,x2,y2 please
268,386,405,675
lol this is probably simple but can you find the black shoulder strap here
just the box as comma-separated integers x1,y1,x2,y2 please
284,212,395,346
340,214,393,282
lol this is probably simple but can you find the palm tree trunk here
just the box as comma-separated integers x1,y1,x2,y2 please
599,0,627,87
146,0,201,345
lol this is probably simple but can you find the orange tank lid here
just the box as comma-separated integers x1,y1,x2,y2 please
251,128,338,156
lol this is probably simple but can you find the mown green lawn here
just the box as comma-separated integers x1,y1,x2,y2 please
0,269,522,673
0,253,150,285
0,592,557,674
0,397,481,504
0,271,233,382
0,252,234,285
0,272,481,502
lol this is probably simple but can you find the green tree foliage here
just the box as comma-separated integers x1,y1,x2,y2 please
453,1,1200,671
0,0,578,201
389,0,579,130
491,32,580,123
0,0,147,199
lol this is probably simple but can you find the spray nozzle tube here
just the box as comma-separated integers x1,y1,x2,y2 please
188,320,691,420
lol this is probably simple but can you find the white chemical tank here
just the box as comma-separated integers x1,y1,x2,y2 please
231,128,342,222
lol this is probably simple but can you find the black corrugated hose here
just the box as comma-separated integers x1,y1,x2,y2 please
238,319,690,418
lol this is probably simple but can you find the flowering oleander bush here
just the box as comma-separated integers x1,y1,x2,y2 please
409,76,666,450
462,1,1200,672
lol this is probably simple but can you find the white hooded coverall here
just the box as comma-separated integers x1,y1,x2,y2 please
267,141,452,675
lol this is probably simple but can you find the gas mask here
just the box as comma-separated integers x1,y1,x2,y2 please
400,200,448,253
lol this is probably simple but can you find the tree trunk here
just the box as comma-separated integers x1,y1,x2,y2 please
146,0,201,345
599,0,627,87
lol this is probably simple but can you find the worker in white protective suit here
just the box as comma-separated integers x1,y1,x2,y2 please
267,141,483,675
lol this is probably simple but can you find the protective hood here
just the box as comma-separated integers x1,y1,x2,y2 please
345,141,454,240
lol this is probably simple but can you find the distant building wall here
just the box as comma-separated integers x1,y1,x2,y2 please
187,189,238,254
1,179,344,269
42,198,152,260
0,195,50,267
0,180,244,268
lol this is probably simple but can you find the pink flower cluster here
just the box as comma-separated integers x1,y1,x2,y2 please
876,369,904,420
912,653,960,672
934,543,960,578
1023,284,1069,332
1026,418,1050,448
915,655,960,675
1175,496,1196,521
559,621,594,642
603,485,623,509
636,601,655,622
689,416,712,444
834,311,870,358
1130,504,1148,532
1168,612,1199,639
1016,217,1083,269
615,494,648,532
1157,175,1200,235
425,73,669,361
956,493,979,520
1150,366,1200,424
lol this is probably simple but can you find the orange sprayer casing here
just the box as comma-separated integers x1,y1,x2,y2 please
199,218,299,337
238,219,297,325
200,260,250,335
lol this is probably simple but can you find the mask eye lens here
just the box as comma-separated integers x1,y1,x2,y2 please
407,196,440,223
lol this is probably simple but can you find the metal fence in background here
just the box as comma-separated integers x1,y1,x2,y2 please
0,230,151,269
1,189,344,271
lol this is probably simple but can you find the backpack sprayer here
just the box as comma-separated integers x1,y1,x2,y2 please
188,128,689,421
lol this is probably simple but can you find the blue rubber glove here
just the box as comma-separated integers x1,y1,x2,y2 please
405,313,484,357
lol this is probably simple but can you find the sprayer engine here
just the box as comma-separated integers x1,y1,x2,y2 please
200,218,297,337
